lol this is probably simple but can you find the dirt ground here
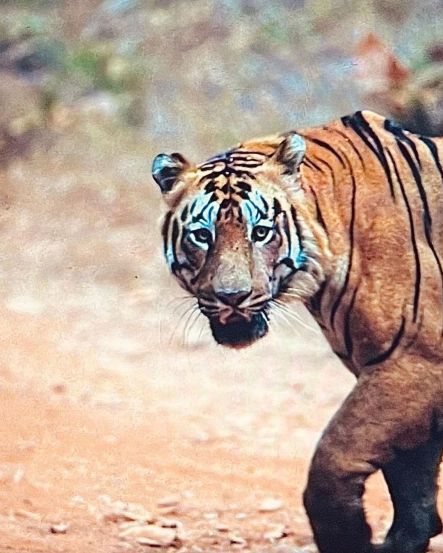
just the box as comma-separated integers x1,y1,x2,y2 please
0,123,443,553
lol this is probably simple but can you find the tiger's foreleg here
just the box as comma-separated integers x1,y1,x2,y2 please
303,358,440,553
375,433,443,553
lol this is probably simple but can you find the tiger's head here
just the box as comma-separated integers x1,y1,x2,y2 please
152,133,330,348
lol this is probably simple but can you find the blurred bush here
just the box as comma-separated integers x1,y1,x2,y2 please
0,0,441,162
355,34,443,136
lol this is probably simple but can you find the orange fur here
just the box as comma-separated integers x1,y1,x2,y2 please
153,110,443,553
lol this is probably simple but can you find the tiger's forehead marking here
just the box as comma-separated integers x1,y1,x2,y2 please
187,148,273,225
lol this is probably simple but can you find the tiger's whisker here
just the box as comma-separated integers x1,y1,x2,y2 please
273,299,320,334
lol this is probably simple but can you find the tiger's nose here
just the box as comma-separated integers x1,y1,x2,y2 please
215,289,251,307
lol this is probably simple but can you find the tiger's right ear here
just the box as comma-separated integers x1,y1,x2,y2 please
151,152,190,194
273,132,306,175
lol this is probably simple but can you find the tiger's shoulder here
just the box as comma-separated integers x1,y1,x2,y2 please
297,109,443,195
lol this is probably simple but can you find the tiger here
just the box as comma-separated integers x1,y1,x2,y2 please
151,110,443,553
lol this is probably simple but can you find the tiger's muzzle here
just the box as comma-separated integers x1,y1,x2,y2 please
198,289,270,348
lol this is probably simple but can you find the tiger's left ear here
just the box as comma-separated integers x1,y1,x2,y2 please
151,152,190,194
273,132,306,174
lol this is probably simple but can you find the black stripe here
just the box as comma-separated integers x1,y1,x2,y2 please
239,171,256,180
341,113,379,159
235,180,252,192
384,119,422,169
312,155,334,175
342,111,396,200
283,210,291,257
191,196,214,222
302,158,319,171
180,205,189,222
343,287,358,359
171,218,180,264
290,206,304,261
229,150,272,158
273,198,282,216
231,160,264,168
326,127,365,166
329,156,357,329
162,211,173,256
394,138,443,318
303,156,324,172
395,140,432,229
248,198,267,218
310,186,327,234
276,257,297,271
198,171,224,182
304,154,337,193
386,149,421,322
419,136,443,182
308,280,327,315
181,233,197,264
365,316,406,366
204,180,217,193
302,136,346,168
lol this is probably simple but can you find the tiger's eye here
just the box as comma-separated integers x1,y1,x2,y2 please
252,225,272,242
192,228,212,244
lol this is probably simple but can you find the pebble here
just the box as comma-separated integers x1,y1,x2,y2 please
258,498,284,512
100,497,154,524
50,523,69,534
229,535,247,545
263,524,288,541
215,523,229,532
119,524,177,546
158,517,182,529
14,509,40,520
157,494,181,509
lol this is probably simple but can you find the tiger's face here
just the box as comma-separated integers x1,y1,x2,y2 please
152,133,326,348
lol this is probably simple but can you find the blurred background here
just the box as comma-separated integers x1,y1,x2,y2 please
0,1,442,552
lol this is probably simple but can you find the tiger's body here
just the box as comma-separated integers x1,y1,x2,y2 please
152,110,443,553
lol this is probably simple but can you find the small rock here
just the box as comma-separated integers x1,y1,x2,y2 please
118,520,150,531
263,524,288,541
14,509,40,521
156,494,181,509
119,524,177,546
103,507,154,524
101,498,154,524
258,498,284,513
215,523,229,532
158,518,182,529
229,535,247,545
50,523,69,534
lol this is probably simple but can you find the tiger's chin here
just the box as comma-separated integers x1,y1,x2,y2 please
209,313,268,348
